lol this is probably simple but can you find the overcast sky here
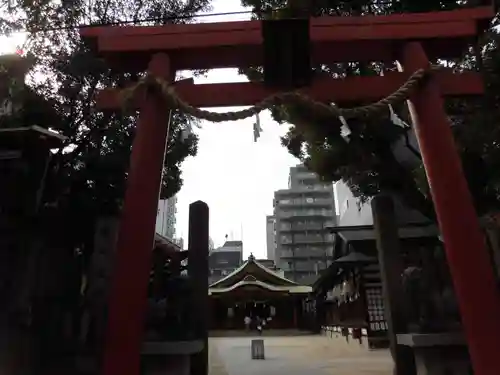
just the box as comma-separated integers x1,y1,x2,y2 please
177,0,299,257
0,1,302,259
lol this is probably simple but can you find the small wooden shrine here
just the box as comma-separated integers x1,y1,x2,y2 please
208,254,311,330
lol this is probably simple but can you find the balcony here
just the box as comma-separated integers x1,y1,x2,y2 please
295,262,319,272
278,210,335,219
275,188,333,199
278,222,334,232
281,238,332,246
281,248,331,258
295,172,318,180
280,233,333,243
276,198,333,208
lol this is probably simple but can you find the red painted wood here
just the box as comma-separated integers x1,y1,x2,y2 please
80,19,261,38
312,20,475,41
101,53,173,375
400,42,500,375
96,70,483,110
79,7,493,72
97,21,475,53
80,6,492,39
312,6,493,25
93,22,475,71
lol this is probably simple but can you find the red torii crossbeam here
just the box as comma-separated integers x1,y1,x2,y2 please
81,6,500,375
81,6,492,72
97,71,483,109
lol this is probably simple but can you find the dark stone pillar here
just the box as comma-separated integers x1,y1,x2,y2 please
371,194,416,375
188,201,209,375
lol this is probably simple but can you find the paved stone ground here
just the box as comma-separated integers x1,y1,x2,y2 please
209,334,393,375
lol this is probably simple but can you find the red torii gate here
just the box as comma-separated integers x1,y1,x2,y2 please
81,6,500,375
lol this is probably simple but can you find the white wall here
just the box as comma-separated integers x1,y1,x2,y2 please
335,182,373,226
335,181,430,227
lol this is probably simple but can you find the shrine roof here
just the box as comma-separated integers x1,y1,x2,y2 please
208,279,312,295
0,126,67,149
209,253,312,295
154,233,182,254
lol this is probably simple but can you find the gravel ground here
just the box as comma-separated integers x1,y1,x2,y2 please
209,335,393,375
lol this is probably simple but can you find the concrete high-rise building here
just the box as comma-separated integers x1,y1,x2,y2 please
266,215,276,260
208,240,243,284
155,196,177,239
273,164,336,285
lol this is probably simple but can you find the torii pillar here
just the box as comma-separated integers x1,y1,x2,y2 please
101,53,173,375
400,42,500,375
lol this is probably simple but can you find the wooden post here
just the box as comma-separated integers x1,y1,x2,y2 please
188,201,209,375
102,53,173,375
292,300,298,329
372,195,416,375
399,42,500,375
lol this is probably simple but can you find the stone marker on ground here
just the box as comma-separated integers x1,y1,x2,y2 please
250,339,265,360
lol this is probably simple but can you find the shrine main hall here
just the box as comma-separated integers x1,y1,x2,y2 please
208,255,312,330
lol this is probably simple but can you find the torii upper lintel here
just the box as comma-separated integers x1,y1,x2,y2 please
80,6,492,72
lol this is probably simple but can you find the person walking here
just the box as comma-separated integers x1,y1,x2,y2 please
256,316,263,335
244,315,251,331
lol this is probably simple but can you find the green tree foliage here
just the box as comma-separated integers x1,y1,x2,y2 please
0,0,212,365
0,0,212,254
242,0,500,220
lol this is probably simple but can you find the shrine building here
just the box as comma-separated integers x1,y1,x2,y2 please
312,222,440,349
208,254,312,330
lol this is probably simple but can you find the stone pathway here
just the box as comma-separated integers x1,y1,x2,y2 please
209,335,393,375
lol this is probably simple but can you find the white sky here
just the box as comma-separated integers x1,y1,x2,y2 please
0,1,302,259
174,1,301,257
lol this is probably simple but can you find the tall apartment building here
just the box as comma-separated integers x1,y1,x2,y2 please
273,164,336,284
266,215,276,260
155,196,177,239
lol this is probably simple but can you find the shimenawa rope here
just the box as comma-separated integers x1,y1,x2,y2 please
120,66,440,122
